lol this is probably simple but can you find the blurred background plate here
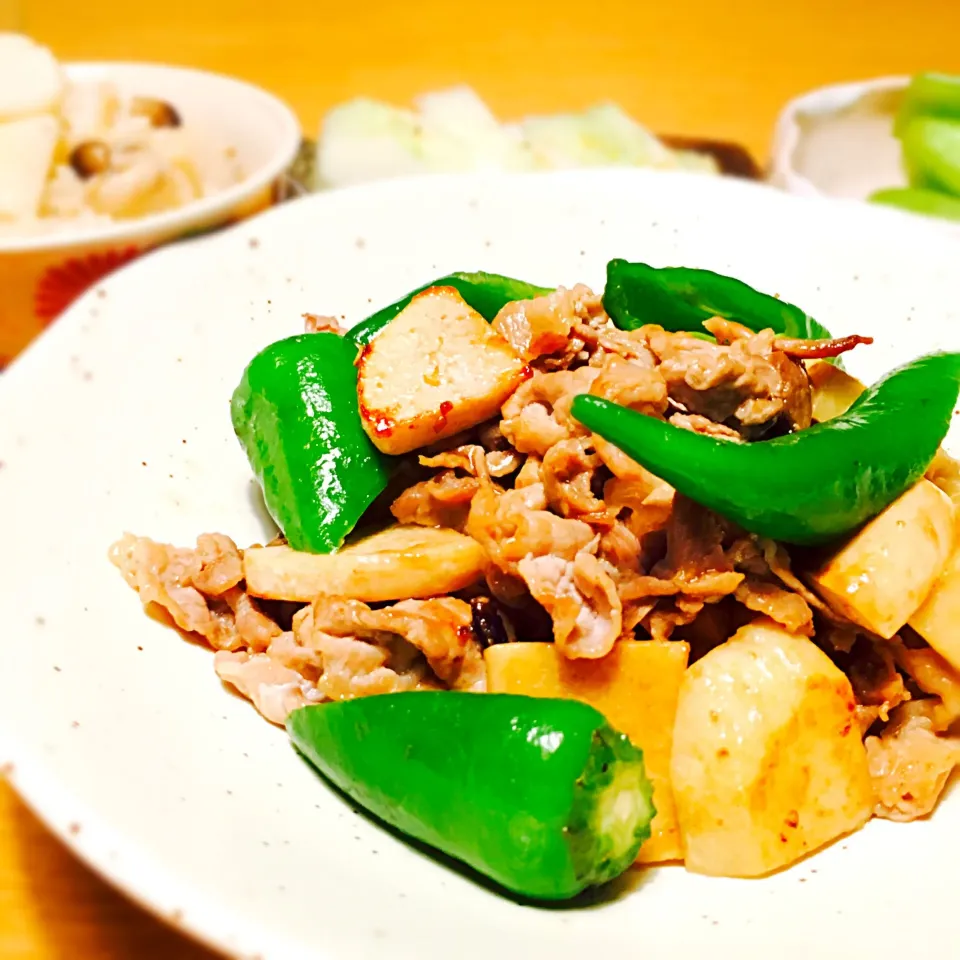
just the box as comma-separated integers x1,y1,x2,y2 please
769,77,908,199
0,60,301,367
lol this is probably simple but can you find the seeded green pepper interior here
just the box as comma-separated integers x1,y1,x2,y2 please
572,352,960,546
287,693,655,900
230,332,392,553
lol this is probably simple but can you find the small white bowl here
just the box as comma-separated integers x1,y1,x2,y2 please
0,61,301,366
769,76,909,200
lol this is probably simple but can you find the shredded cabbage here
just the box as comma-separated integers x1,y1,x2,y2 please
315,87,718,189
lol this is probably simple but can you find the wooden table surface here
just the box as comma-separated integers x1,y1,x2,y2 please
5,0,960,956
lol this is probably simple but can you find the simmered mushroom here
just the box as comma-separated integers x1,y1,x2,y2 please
130,96,182,128
68,140,112,179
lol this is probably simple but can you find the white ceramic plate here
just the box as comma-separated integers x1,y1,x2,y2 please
2,169,960,960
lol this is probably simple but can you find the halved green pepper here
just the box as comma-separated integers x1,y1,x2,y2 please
347,270,552,347
288,692,655,900
603,259,834,340
231,332,392,553
571,352,960,546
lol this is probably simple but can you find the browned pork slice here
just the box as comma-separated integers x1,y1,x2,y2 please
669,412,744,441
309,595,485,693
420,442,522,479
492,284,604,362
540,437,609,520
866,716,960,821
585,353,671,477
110,532,279,651
651,495,743,594
213,650,320,725
893,643,960,732
734,577,814,636
644,324,812,436
499,366,598,456
465,477,595,575
517,552,622,659
291,604,433,702
603,475,675,545
390,470,479,529
589,352,669,417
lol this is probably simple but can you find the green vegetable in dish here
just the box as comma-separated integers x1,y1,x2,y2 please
231,332,392,554
873,75,960,223
520,103,686,170
571,352,960,546
869,186,960,221
895,72,960,137
287,692,655,900
603,259,834,340
899,116,960,197
347,270,551,347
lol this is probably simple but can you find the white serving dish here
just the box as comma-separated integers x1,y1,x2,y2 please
2,169,960,960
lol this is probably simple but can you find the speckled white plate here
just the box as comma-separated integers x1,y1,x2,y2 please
2,169,960,960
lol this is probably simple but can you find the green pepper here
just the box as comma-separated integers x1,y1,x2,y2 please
347,271,552,347
899,116,960,197
571,352,960,546
869,186,960,222
894,72,960,138
287,692,655,900
603,259,834,340
231,332,391,553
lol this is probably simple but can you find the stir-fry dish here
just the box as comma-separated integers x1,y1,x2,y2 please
112,261,960,899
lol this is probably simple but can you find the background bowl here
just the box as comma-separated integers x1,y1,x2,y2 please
768,76,908,200
0,61,301,368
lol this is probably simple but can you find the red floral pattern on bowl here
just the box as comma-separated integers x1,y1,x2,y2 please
34,246,144,323
0,61,302,370
0,178,279,371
